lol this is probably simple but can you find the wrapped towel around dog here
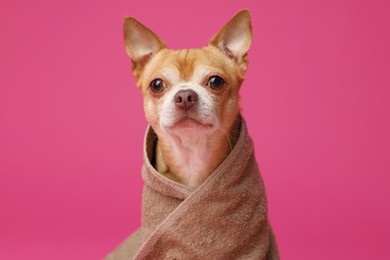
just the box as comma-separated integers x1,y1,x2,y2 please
106,118,279,259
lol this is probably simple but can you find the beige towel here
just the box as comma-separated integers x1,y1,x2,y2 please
107,118,279,259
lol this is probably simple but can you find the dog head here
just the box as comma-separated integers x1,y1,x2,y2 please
123,10,252,140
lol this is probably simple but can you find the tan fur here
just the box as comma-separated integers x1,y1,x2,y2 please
124,10,252,188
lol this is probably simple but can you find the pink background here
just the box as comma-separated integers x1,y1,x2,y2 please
1,0,389,259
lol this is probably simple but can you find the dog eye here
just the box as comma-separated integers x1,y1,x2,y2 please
207,76,225,90
149,79,165,93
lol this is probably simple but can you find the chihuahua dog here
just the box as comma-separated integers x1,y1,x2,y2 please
124,10,252,188
115,10,279,259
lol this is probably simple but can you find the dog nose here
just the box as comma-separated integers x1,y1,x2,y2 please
174,89,198,110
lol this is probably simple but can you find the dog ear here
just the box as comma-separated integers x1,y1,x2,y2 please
123,17,167,77
209,9,252,71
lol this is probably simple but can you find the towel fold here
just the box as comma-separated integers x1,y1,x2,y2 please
106,117,279,259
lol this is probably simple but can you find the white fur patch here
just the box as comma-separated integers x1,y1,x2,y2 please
160,67,180,85
191,66,212,83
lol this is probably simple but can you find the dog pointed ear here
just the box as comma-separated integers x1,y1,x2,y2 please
209,10,252,71
123,17,167,76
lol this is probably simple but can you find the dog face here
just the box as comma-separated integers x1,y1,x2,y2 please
124,10,252,140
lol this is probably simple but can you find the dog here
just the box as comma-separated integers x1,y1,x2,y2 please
109,9,279,259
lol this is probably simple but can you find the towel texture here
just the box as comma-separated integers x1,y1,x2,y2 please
106,118,279,259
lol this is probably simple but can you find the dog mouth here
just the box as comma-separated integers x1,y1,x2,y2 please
168,116,213,129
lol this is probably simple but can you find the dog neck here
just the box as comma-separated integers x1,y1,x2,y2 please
154,116,241,188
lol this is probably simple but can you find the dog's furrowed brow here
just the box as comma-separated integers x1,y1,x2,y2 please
176,49,197,81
